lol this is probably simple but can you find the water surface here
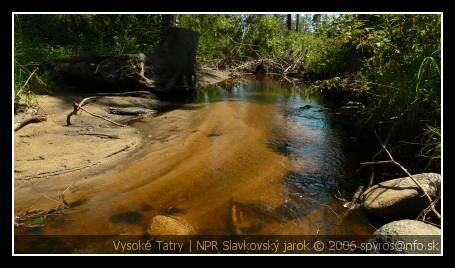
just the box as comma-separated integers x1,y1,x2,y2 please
17,76,374,238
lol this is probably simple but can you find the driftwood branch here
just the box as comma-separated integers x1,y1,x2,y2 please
78,106,126,127
14,115,47,132
66,97,99,126
66,96,126,127
360,131,441,220
108,107,156,116
66,92,154,126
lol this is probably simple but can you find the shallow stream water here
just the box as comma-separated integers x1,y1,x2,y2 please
16,76,376,253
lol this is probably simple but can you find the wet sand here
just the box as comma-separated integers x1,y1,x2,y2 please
16,100,295,235
14,78,375,237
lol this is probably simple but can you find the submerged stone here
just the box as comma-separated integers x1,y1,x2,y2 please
147,215,194,235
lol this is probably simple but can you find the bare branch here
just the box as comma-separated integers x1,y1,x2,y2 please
364,131,441,220
66,96,99,126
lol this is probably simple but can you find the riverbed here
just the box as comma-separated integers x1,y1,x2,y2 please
15,76,375,240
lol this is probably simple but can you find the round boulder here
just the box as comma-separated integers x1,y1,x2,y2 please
367,220,441,254
361,173,440,219
147,215,194,236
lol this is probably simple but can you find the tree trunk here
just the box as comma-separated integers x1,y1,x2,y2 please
287,14,292,31
312,14,321,29
295,14,300,32
162,14,177,28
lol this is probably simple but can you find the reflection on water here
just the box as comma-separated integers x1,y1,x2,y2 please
195,76,373,235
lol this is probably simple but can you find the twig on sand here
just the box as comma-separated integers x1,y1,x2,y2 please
17,161,101,180
64,132,120,139
105,143,134,158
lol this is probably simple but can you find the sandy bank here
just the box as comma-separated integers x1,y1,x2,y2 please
15,95,292,235
14,68,230,212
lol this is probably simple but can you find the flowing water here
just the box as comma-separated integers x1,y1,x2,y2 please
188,76,374,235
16,76,376,243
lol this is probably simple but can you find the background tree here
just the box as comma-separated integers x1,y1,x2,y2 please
162,14,177,28
287,14,292,30
295,14,300,31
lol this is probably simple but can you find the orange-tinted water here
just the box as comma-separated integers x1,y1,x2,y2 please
16,77,375,238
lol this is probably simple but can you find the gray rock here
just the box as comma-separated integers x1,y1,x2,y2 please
367,220,441,254
361,173,440,219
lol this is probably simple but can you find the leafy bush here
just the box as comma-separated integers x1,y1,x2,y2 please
13,14,441,170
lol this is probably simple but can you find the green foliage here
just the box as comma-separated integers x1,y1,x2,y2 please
311,14,441,170
14,35,66,104
350,15,441,133
421,125,441,170
179,15,310,61
179,15,244,60
14,14,163,103
14,14,441,170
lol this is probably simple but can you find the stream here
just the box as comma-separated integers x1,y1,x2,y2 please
16,76,376,253
189,76,374,235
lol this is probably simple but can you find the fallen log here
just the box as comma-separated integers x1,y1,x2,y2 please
108,107,156,116
14,115,47,132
